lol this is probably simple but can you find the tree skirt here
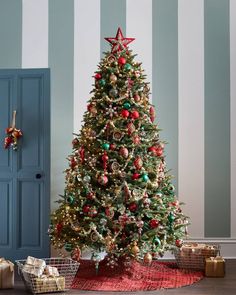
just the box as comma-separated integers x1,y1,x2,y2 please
72,259,204,291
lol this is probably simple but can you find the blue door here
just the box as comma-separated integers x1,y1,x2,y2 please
0,69,50,260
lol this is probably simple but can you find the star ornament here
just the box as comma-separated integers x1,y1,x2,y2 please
105,28,135,53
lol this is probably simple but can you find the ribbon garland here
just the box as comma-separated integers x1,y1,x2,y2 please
4,110,23,150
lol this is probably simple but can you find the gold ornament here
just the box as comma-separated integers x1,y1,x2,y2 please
131,241,140,255
143,253,152,264
110,73,117,83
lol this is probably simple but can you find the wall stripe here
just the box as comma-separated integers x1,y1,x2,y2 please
0,0,22,68
49,0,74,210
126,0,152,101
22,0,48,68
204,0,231,237
230,0,236,238
100,0,126,54
74,0,100,133
152,0,178,190
178,0,205,238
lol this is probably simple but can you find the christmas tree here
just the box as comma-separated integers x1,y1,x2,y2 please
49,28,189,266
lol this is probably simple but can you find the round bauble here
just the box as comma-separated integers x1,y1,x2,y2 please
86,192,95,200
99,79,106,87
88,208,98,217
168,212,175,223
149,219,159,229
148,146,157,154
119,147,129,158
110,73,117,82
83,175,91,183
95,73,102,80
123,101,131,109
133,156,143,170
118,57,126,65
143,253,152,264
129,202,138,212
131,242,140,255
175,239,183,248
102,142,110,150
132,173,140,180
121,109,130,118
67,195,74,205
155,147,163,156
142,173,149,182
168,184,175,194
83,204,91,214
56,222,63,233
124,63,132,71
109,88,118,97
109,143,116,150
102,153,109,162
133,93,141,102
131,110,139,119
98,175,108,185
153,237,161,247
132,135,140,145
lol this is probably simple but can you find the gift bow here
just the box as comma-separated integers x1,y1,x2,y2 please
209,256,224,271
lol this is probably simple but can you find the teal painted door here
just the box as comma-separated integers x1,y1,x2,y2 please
0,69,50,260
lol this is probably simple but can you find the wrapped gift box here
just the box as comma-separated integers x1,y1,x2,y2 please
44,265,59,277
33,276,65,293
22,256,46,278
205,256,225,277
0,258,14,289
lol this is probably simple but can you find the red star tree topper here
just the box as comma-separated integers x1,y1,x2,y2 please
105,27,135,53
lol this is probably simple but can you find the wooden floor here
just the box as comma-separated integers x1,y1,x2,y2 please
2,260,236,295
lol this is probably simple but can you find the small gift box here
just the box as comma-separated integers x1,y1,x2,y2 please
205,256,225,277
0,258,14,289
44,265,59,277
22,256,46,280
33,276,65,293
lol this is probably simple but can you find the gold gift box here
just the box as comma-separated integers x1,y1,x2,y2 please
205,256,225,277
0,258,14,289
33,276,65,293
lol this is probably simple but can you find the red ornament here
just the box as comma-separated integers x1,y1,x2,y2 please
149,219,159,229
88,208,98,217
156,147,163,156
132,135,140,145
102,152,109,170
79,146,85,163
70,157,77,169
110,143,116,150
133,156,143,170
133,93,141,102
175,239,183,248
71,248,81,262
129,202,138,212
148,146,156,154
83,205,91,214
86,192,95,200
132,173,140,180
105,28,135,53
56,222,63,234
94,73,102,80
127,122,135,135
119,147,129,158
121,109,130,118
105,207,114,219
4,136,13,148
118,57,126,65
131,110,139,119
98,175,108,185
72,138,79,148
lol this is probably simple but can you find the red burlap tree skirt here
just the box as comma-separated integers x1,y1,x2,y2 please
72,259,204,291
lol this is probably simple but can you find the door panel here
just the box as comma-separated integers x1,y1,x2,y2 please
0,69,50,260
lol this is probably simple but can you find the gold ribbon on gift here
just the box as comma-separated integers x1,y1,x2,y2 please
209,256,224,271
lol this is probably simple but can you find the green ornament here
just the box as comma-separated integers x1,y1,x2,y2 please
142,174,149,182
153,236,161,247
168,184,175,194
65,243,73,252
102,143,110,150
123,101,131,109
155,191,163,198
168,212,175,223
124,63,132,71
67,195,74,205
99,79,106,86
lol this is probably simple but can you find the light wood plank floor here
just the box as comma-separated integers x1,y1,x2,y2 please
2,260,235,295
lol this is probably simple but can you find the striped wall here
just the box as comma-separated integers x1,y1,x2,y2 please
0,0,236,248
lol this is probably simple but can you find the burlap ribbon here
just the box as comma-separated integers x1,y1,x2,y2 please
209,256,224,271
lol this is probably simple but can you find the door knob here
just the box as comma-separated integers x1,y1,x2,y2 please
36,173,42,179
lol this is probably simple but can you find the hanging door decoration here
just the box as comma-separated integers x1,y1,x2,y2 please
4,110,23,150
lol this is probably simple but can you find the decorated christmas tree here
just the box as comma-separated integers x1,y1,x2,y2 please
49,28,189,266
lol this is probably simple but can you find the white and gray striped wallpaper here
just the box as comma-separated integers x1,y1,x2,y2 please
0,0,236,245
